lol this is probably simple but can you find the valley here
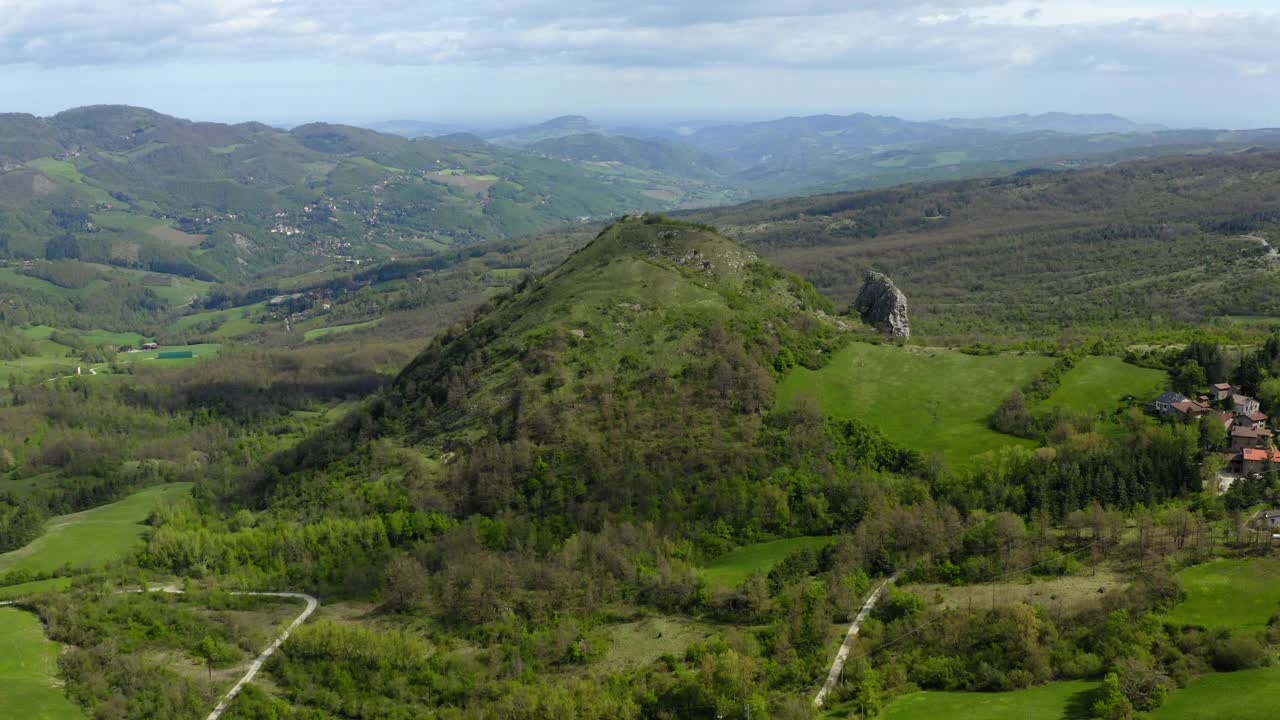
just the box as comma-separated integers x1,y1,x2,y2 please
4,109,1280,720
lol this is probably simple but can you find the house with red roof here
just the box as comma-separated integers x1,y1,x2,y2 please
1241,448,1280,476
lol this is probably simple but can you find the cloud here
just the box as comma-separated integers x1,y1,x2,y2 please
0,0,1275,80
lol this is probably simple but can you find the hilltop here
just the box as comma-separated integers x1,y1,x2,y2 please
273,214,861,530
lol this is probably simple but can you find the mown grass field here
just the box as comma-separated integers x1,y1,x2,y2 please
871,680,1099,720
0,578,73,600
1151,666,1280,719
1164,557,1280,632
778,343,1051,463
0,608,84,719
0,483,191,575
701,536,834,589
1039,357,1167,416
871,667,1280,720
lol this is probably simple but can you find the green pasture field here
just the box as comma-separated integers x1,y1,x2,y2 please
0,483,192,575
121,343,222,365
0,578,73,600
1164,557,1280,632
871,680,1100,720
0,608,84,719
779,343,1051,463
701,536,835,589
1039,356,1167,416
1151,666,1280,719
869,667,1280,720
171,304,269,338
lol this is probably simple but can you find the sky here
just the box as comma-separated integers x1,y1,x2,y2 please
1,0,1278,128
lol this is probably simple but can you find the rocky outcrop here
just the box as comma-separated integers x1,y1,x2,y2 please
853,271,910,338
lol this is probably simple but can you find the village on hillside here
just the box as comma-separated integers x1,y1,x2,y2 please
1148,384,1276,494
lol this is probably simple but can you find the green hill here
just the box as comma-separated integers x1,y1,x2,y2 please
273,214,858,530
0,105,727,288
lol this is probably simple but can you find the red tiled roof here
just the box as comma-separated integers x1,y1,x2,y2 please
1215,383,1233,390
1242,448,1271,461
1246,412,1269,422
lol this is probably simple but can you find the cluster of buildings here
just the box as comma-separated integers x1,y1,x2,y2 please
1150,384,1275,476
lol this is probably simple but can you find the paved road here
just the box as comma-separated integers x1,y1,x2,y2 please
813,573,899,708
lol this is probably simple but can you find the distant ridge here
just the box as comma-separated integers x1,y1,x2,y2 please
934,112,1167,134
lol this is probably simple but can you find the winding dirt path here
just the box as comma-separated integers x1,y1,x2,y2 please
813,573,899,708
134,587,318,720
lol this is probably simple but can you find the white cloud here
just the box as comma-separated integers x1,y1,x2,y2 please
0,0,1275,83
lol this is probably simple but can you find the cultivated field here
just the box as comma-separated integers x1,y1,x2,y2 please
779,343,1051,463
0,483,191,575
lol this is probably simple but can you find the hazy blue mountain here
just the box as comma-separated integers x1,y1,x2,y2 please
934,112,1167,134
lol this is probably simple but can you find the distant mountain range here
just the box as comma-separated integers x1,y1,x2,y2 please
364,111,1280,195
3,104,1279,299
933,112,1167,134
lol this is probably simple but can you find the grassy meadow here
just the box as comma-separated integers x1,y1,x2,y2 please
871,680,1100,720
700,536,834,589
1040,356,1167,416
779,343,1051,463
0,608,84,719
1150,667,1280,719
1164,557,1280,632
0,483,191,575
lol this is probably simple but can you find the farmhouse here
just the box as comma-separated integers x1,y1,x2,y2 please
1231,425,1273,452
1237,411,1270,430
1252,509,1280,530
141,342,159,351
1170,399,1211,419
1233,394,1262,416
1240,448,1280,476
1213,383,1235,401
1149,391,1190,416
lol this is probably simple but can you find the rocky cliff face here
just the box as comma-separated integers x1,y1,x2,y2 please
853,271,910,338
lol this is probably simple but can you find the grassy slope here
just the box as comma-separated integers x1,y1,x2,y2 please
701,536,835,589
1040,357,1167,416
0,608,84,719
0,483,191,574
779,343,1050,463
873,680,1099,720
875,667,1280,720
1152,667,1280,719
303,318,383,341
1164,558,1280,632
